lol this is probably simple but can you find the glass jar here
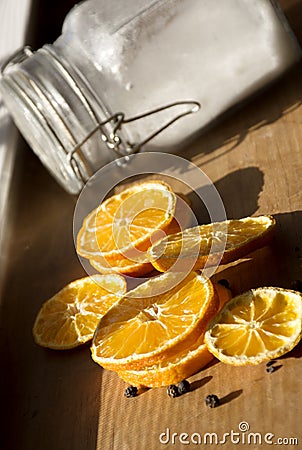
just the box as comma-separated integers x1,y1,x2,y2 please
0,0,300,194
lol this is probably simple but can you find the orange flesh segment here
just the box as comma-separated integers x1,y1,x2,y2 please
91,272,218,370
33,274,126,349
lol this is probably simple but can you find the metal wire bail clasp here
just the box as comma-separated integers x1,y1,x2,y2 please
67,100,201,180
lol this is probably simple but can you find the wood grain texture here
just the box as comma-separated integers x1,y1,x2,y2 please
1,1,302,450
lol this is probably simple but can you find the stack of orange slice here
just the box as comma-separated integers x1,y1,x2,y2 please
76,180,192,277
116,281,232,388
91,272,231,387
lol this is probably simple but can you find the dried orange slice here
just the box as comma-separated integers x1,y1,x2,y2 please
91,272,219,371
117,283,232,387
204,287,302,365
117,333,212,388
33,274,126,350
89,255,154,278
76,180,176,263
149,215,276,272
89,219,182,277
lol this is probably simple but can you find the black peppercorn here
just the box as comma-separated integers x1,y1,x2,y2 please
124,385,138,398
205,394,220,408
266,366,276,374
167,384,179,398
177,379,190,395
217,279,230,289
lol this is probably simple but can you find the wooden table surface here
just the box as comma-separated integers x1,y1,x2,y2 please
1,1,302,449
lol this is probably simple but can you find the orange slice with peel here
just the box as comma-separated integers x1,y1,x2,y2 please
89,255,154,278
204,287,302,365
76,180,176,263
33,274,126,350
91,272,219,371
149,215,276,272
117,283,232,387
117,333,212,388
89,219,182,277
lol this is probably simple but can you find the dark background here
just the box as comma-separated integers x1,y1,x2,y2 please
27,0,79,47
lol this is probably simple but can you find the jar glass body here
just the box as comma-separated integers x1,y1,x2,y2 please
0,0,300,193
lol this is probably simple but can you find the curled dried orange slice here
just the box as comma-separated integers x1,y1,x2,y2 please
149,215,276,272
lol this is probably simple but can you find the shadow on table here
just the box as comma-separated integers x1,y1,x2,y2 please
280,340,302,360
190,375,213,392
211,208,302,300
187,166,264,223
219,389,243,406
